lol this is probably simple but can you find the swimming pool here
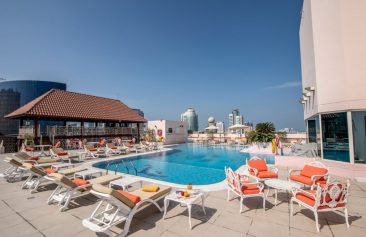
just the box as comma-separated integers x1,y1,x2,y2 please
93,144,275,185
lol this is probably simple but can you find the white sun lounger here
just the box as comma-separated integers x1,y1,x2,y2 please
82,183,171,236
46,173,122,211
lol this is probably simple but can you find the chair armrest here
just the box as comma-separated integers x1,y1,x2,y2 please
248,167,258,176
268,165,278,174
291,187,316,199
288,169,301,176
310,173,328,182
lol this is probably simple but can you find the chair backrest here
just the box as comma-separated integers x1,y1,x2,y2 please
48,173,77,188
91,184,134,210
246,156,268,172
308,161,327,169
316,180,350,209
225,167,241,193
84,144,94,151
51,148,64,155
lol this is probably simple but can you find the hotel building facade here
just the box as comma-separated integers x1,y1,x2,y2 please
300,0,366,164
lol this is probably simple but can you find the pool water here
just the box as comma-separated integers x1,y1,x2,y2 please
93,144,275,185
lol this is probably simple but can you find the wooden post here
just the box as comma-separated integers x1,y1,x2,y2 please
137,123,140,141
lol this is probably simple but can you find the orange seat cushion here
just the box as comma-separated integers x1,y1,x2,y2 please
241,181,261,195
73,178,90,186
116,190,141,204
257,171,278,179
111,147,118,150
25,148,34,152
45,168,57,174
89,148,97,152
247,159,268,172
57,152,68,156
300,165,328,178
290,175,313,185
26,156,39,161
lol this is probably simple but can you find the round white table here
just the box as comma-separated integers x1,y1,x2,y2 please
264,179,301,206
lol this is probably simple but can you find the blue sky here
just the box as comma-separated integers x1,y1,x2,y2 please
0,0,304,131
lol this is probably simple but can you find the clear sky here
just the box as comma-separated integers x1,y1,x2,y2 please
0,0,304,131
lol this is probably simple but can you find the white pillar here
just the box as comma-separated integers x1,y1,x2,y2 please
347,111,355,164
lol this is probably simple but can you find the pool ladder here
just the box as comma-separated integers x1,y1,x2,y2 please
105,161,137,175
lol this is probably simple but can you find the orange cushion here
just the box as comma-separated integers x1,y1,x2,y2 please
300,165,327,178
89,148,97,152
26,156,39,161
290,175,313,185
111,147,118,150
295,190,316,206
241,182,261,195
257,171,278,179
247,159,268,172
57,152,68,156
116,190,141,204
25,147,34,152
45,168,57,174
73,178,90,186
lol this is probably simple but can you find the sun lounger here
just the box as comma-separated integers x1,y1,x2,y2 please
84,144,106,158
22,164,88,193
50,148,80,163
46,173,122,211
13,152,61,165
82,183,171,236
0,158,28,182
106,143,126,155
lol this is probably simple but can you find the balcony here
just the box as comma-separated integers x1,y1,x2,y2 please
46,126,138,138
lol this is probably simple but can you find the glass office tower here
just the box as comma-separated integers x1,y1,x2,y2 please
0,80,67,135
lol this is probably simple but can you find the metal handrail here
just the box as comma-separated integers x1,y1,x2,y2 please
121,159,130,174
129,160,138,175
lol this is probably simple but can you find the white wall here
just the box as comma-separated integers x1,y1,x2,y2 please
147,120,187,145
300,0,366,119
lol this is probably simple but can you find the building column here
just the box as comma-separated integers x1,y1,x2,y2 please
318,114,324,159
347,111,355,164
137,123,140,141
34,119,39,142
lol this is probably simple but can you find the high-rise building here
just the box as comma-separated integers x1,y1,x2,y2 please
300,0,366,164
229,109,244,127
216,121,225,133
180,108,198,133
0,80,67,135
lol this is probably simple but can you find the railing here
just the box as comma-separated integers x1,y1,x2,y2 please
46,126,138,137
19,126,40,138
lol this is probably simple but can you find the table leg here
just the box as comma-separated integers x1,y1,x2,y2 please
201,195,206,215
188,204,192,230
266,186,270,198
163,199,169,219
274,189,278,206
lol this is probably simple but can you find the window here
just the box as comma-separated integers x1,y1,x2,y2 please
168,128,173,134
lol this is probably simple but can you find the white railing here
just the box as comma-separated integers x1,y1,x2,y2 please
46,126,138,137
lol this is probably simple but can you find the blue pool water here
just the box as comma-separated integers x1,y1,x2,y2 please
93,144,275,185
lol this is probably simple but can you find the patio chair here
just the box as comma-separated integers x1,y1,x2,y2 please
21,163,87,193
225,167,266,213
45,173,122,211
290,180,350,232
82,183,171,236
289,161,329,190
246,156,278,181
50,148,80,163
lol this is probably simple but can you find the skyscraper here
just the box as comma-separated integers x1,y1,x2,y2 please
228,109,244,126
216,121,225,133
181,108,198,133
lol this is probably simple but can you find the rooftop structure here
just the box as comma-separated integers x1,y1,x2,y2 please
228,109,243,127
180,108,198,133
5,89,145,142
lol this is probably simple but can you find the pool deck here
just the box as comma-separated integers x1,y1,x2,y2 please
1,152,366,237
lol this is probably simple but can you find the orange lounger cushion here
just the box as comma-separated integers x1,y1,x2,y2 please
116,190,141,204
257,171,278,179
46,168,57,174
57,152,69,156
300,165,327,178
89,148,97,152
247,160,268,172
26,156,39,161
73,178,90,186
25,148,34,152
